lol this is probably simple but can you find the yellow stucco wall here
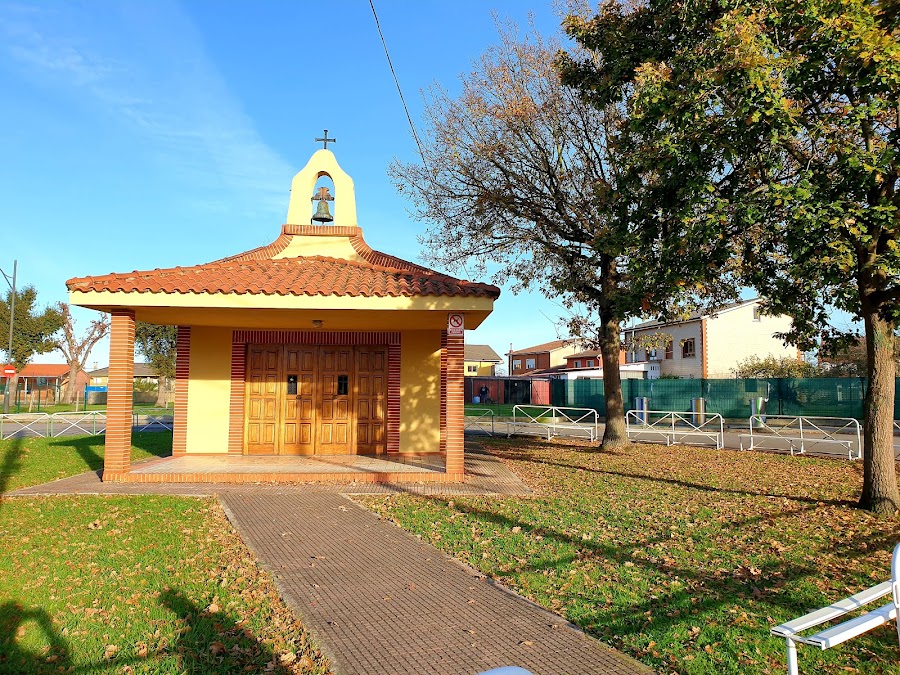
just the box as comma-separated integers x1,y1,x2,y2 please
185,326,232,454
464,360,497,377
400,330,441,453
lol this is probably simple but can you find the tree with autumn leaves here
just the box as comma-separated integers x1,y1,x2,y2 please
562,0,900,512
392,24,738,448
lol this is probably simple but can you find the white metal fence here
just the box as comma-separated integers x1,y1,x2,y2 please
464,407,495,436
0,409,174,440
741,415,862,460
507,405,599,441
625,410,725,449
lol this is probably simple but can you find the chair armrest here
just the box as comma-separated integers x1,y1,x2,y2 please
771,581,893,637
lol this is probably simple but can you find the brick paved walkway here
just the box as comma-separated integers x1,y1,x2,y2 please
218,491,650,675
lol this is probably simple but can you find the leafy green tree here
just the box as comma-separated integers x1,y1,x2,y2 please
563,0,900,512
0,287,64,412
731,355,819,379
134,323,177,407
391,23,737,448
0,287,64,369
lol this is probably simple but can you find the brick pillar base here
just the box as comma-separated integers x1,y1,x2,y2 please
445,331,464,477
103,310,135,480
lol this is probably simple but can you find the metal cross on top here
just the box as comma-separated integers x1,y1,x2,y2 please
312,186,333,202
315,129,336,149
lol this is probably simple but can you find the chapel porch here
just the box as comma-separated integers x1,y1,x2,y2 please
117,452,452,484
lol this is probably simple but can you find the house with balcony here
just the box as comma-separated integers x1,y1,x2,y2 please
626,299,798,379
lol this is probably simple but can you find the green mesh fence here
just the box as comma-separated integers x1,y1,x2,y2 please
552,376,898,421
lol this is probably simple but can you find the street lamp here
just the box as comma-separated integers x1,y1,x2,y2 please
1,260,16,415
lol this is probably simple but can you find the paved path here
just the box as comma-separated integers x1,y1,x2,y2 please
219,491,650,675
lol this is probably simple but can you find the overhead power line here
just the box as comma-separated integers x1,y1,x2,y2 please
368,0,429,170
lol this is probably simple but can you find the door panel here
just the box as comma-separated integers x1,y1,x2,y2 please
245,344,389,456
281,347,316,455
245,345,280,454
317,348,353,454
355,347,387,454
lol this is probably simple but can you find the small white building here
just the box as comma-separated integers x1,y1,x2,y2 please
626,299,799,379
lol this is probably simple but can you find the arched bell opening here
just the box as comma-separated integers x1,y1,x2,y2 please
311,173,336,224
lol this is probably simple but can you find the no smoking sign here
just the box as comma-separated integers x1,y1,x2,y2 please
447,313,464,336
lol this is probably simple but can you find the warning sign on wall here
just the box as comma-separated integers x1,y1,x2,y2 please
447,313,464,336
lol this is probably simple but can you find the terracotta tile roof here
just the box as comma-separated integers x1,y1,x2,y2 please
567,349,603,359
509,339,573,355
19,364,71,378
67,255,500,299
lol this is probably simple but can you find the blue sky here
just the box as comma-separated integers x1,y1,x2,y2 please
0,0,575,369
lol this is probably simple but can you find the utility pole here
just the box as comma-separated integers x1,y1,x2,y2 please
1,260,16,415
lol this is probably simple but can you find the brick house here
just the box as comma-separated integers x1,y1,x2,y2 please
507,339,581,376
67,148,499,484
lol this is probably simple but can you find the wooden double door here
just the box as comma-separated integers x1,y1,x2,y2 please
244,344,387,455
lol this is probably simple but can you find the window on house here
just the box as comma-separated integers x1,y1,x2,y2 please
665,341,673,359
753,305,762,321
586,360,594,367
649,348,658,359
467,365,477,373
513,359,521,370
574,360,582,368
525,358,536,369
682,338,696,358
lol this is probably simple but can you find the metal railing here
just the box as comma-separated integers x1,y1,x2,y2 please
464,407,495,436
0,409,175,438
134,408,174,432
508,405,599,441
625,410,724,449
741,415,862,460
50,411,107,436
0,412,51,439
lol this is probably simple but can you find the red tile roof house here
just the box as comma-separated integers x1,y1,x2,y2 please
3,364,89,404
507,339,583,376
66,149,499,484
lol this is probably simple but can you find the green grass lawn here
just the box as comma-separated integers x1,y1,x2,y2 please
0,495,331,673
3,402,168,414
359,437,900,674
0,432,331,673
0,432,173,493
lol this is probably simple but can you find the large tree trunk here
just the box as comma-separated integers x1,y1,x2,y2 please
858,304,899,514
599,314,628,449
154,378,170,407
63,364,81,404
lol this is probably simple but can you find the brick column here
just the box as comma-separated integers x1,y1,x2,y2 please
103,310,135,480
445,330,465,477
227,340,245,454
439,331,447,454
387,341,401,453
172,326,191,456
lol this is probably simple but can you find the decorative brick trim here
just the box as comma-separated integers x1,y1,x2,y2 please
228,340,246,454
282,224,362,237
445,330,465,476
172,326,191,456
349,233,434,273
439,331,447,455
387,340,401,453
233,330,400,345
103,310,135,479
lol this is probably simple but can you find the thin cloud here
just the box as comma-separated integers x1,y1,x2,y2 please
0,1,292,218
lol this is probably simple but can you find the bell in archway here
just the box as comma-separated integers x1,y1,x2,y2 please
312,199,333,223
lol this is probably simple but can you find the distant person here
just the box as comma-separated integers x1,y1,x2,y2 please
479,384,490,405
